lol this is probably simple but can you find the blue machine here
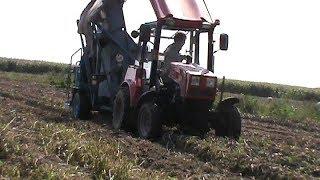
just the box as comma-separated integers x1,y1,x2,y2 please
68,0,138,117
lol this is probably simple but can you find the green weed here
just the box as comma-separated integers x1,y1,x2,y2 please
0,57,68,74
219,79,320,102
239,95,260,115
237,95,320,123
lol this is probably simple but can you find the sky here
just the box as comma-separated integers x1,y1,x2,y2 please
0,0,319,88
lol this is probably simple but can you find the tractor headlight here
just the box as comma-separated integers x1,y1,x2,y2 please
206,78,216,88
191,76,200,86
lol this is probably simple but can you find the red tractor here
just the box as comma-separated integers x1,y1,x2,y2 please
68,0,241,140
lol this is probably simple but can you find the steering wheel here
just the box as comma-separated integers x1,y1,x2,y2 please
183,55,192,64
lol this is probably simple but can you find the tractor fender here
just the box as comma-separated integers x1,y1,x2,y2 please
120,81,132,103
120,80,147,107
120,81,131,93
217,97,240,110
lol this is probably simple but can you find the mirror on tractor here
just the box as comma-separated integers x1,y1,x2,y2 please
139,25,151,43
220,34,229,51
131,30,140,38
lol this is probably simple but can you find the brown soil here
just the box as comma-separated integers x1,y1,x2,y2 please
0,77,319,179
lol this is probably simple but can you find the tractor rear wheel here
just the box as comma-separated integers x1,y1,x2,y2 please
72,92,91,120
112,87,131,130
137,102,162,139
215,105,242,140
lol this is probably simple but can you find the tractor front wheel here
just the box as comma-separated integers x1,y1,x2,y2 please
72,92,91,120
137,102,162,139
112,87,131,130
215,105,242,140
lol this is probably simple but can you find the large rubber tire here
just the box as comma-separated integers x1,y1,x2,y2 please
215,105,242,140
137,102,162,139
72,92,91,120
112,87,131,130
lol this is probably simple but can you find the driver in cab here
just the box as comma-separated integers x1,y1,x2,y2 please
162,32,189,75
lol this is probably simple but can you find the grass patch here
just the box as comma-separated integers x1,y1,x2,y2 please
167,134,319,178
0,102,166,179
238,95,320,123
36,123,135,179
0,57,68,74
0,71,67,89
220,79,320,102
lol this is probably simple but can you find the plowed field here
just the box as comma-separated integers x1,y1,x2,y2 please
0,73,319,179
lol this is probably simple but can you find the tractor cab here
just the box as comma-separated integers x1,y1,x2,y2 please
129,7,229,101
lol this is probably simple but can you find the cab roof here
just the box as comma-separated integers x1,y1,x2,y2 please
149,0,212,28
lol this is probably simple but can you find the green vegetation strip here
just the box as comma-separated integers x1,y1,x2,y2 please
220,79,320,102
0,71,67,89
237,94,320,123
0,57,68,74
1,57,320,101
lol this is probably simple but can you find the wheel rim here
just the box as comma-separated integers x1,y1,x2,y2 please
113,96,124,129
139,106,152,138
72,94,80,118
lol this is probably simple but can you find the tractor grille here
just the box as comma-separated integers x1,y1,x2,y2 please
186,88,216,100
